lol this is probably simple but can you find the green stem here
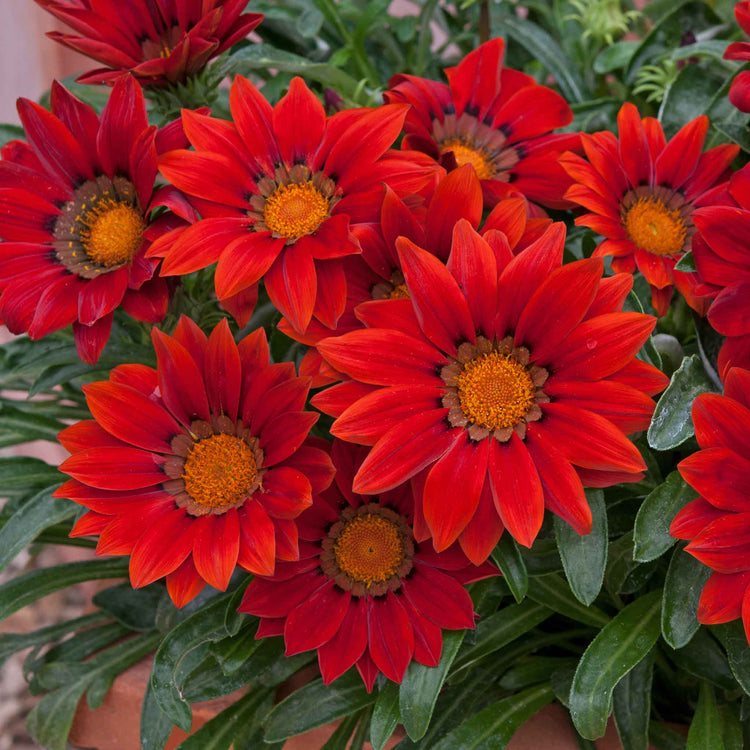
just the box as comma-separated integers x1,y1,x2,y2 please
479,1,491,44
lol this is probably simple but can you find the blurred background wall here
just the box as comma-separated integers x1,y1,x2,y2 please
0,0,87,124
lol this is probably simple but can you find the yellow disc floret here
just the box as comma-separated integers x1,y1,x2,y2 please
441,137,496,180
182,434,257,511
457,351,536,430
80,201,145,267
388,283,410,299
624,196,687,257
263,181,330,239
333,513,405,588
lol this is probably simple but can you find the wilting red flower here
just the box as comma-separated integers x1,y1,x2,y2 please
35,0,262,86
384,37,580,210
55,317,334,607
313,221,668,562
0,76,190,363
239,440,496,691
692,164,750,378
151,76,438,333
670,368,750,643
560,103,738,317
282,165,550,386
725,2,750,112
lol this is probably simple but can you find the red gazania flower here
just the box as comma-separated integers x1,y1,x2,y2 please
692,164,750,378
55,316,334,607
282,165,550,386
725,2,750,112
35,0,263,86
670,367,750,643
0,76,194,363
150,75,439,333
313,221,668,562
384,37,580,210
239,440,496,691
560,103,738,317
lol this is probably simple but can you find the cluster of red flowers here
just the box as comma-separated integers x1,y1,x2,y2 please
3,0,748,688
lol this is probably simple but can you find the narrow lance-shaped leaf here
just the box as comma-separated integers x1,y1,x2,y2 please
662,545,711,650
370,680,400,750
491,534,527,603
526,574,610,628
713,621,750,697
399,629,465,740
555,490,607,606
686,682,725,750
633,473,695,563
570,589,662,739
613,651,654,750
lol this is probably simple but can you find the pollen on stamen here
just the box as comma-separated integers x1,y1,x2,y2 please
456,351,535,430
263,181,329,240
79,201,145,267
441,137,496,180
624,196,687,257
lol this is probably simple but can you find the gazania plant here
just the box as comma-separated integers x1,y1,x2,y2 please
1,1,750,749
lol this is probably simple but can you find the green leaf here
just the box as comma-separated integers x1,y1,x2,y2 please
431,683,554,750
370,680,400,750
570,590,662,739
526,574,610,628
0,456,61,494
648,355,716,451
672,628,737,692
210,621,261,675
0,487,73,574
499,657,577,691
0,402,66,444
222,43,362,98
659,64,727,138
399,630,465,740
606,532,658,596
0,558,129,622
141,678,175,750
662,544,711,649
649,721,688,750
451,600,552,675
491,534,528,603
686,682,724,750
176,689,273,750
264,670,374,743
674,252,696,273
718,704,743,750
499,16,588,102
320,711,360,750
555,490,607,606
150,587,246,731
27,632,160,750
0,122,25,147
633,472,696,563
593,41,640,74
613,651,654,750
93,582,164,632
713,621,750,696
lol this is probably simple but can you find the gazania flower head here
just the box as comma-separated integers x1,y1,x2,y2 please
151,75,439,333
281,165,550,387
384,37,580,210
0,76,189,363
725,2,750,112
35,0,263,87
313,220,668,562
670,368,750,643
692,163,750,378
560,102,738,316
55,316,334,607
239,440,496,691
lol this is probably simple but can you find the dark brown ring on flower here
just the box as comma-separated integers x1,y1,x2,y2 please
371,269,410,300
442,335,549,442
320,503,415,597
163,417,265,517
53,175,145,279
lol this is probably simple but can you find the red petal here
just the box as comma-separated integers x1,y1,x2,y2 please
60,446,164,490
686,513,750,574
273,77,326,165
204,318,242,421
260,411,319,466
458,480,504,565
654,116,707,192
265,244,317,333
192,510,240,591
366,593,414,683
129,509,198,588
353,409,455,494
697,571,750,624
670,498,723,539
166,557,206,608
82,381,179,452
692,393,750,455
708,282,750,338
318,598,368,684
229,75,279,171
283,444,335,494
274,518,300,562
214,232,285,300
285,581,351,655
237,327,270,370
259,467,312,520
725,367,750,410
403,598,442,666
70,511,110,538
488,435,544,548
239,570,326,619
58,420,126,454
401,561,475,629
423,433,489,551
678,448,750,512
237,501,276,575
617,103,652,188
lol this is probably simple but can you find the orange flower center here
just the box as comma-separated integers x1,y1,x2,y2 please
624,196,687,257
441,137,496,180
388,283,410,299
182,434,257,511
79,201,145,268
457,351,536,430
333,513,406,588
263,181,329,239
